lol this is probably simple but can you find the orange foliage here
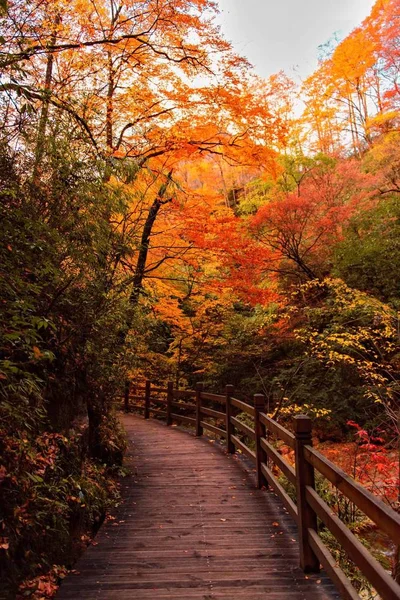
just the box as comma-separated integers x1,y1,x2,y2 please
250,160,376,281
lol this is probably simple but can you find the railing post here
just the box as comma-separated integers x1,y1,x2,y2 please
144,380,150,420
166,381,173,426
254,394,268,489
195,382,203,437
124,380,130,413
294,415,320,573
225,384,235,454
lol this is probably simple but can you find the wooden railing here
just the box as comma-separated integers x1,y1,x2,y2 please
123,380,400,600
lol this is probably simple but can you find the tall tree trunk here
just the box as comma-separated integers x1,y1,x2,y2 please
348,97,361,158
216,159,230,208
116,171,174,342
129,171,173,307
106,50,114,151
32,15,61,178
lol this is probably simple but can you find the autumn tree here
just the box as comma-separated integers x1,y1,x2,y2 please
247,155,374,283
298,0,400,155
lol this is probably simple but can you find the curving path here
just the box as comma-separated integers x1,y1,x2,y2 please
57,415,340,600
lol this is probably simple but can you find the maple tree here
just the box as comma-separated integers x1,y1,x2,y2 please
1,0,287,168
247,155,375,283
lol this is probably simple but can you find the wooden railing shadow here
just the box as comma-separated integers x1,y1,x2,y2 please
123,380,400,600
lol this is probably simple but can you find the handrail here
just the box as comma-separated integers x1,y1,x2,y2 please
306,486,400,600
201,421,226,438
260,436,296,484
123,379,400,600
171,400,195,411
173,389,196,398
259,411,295,448
200,391,226,404
230,416,256,440
304,445,400,542
230,397,255,416
201,405,225,420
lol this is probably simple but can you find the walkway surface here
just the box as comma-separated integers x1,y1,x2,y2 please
57,415,340,600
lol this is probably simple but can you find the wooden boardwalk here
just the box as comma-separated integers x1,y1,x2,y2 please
57,415,340,600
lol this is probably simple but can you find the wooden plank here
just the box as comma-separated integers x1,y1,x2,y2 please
230,398,255,417
173,389,196,399
306,486,400,600
58,415,340,600
201,406,226,420
307,529,360,600
254,394,268,490
200,392,226,405
149,409,167,417
130,404,145,411
226,385,235,455
170,413,196,426
151,387,168,393
260,438,296,485
304,445,400,543
231,434,256,462
294,415,319,573
200,420,226,439
150,397,167,405
260,463,298,523
195,383,203,437
230,416,256,440
171,401,196,411
259,413,295,448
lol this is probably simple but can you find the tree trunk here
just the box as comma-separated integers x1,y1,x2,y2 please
129,171,173,308
106,50,114,151
33,15,61,178
117,171,174,345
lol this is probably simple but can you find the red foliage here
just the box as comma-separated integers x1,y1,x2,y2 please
346,421,399,506
250,160,375,279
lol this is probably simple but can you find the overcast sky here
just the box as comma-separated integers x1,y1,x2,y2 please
216,0,375,81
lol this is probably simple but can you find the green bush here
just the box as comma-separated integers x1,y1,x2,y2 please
0,145,130,594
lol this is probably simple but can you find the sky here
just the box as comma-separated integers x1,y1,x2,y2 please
216,0,376,81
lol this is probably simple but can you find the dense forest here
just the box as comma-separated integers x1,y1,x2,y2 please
0,0,399,597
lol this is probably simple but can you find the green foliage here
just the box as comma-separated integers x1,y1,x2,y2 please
292,278,399,425
139,277,395,435
184,302,276,392
0,143,131,592
144,275,399,439
335,196,400,305
264,353,368,438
